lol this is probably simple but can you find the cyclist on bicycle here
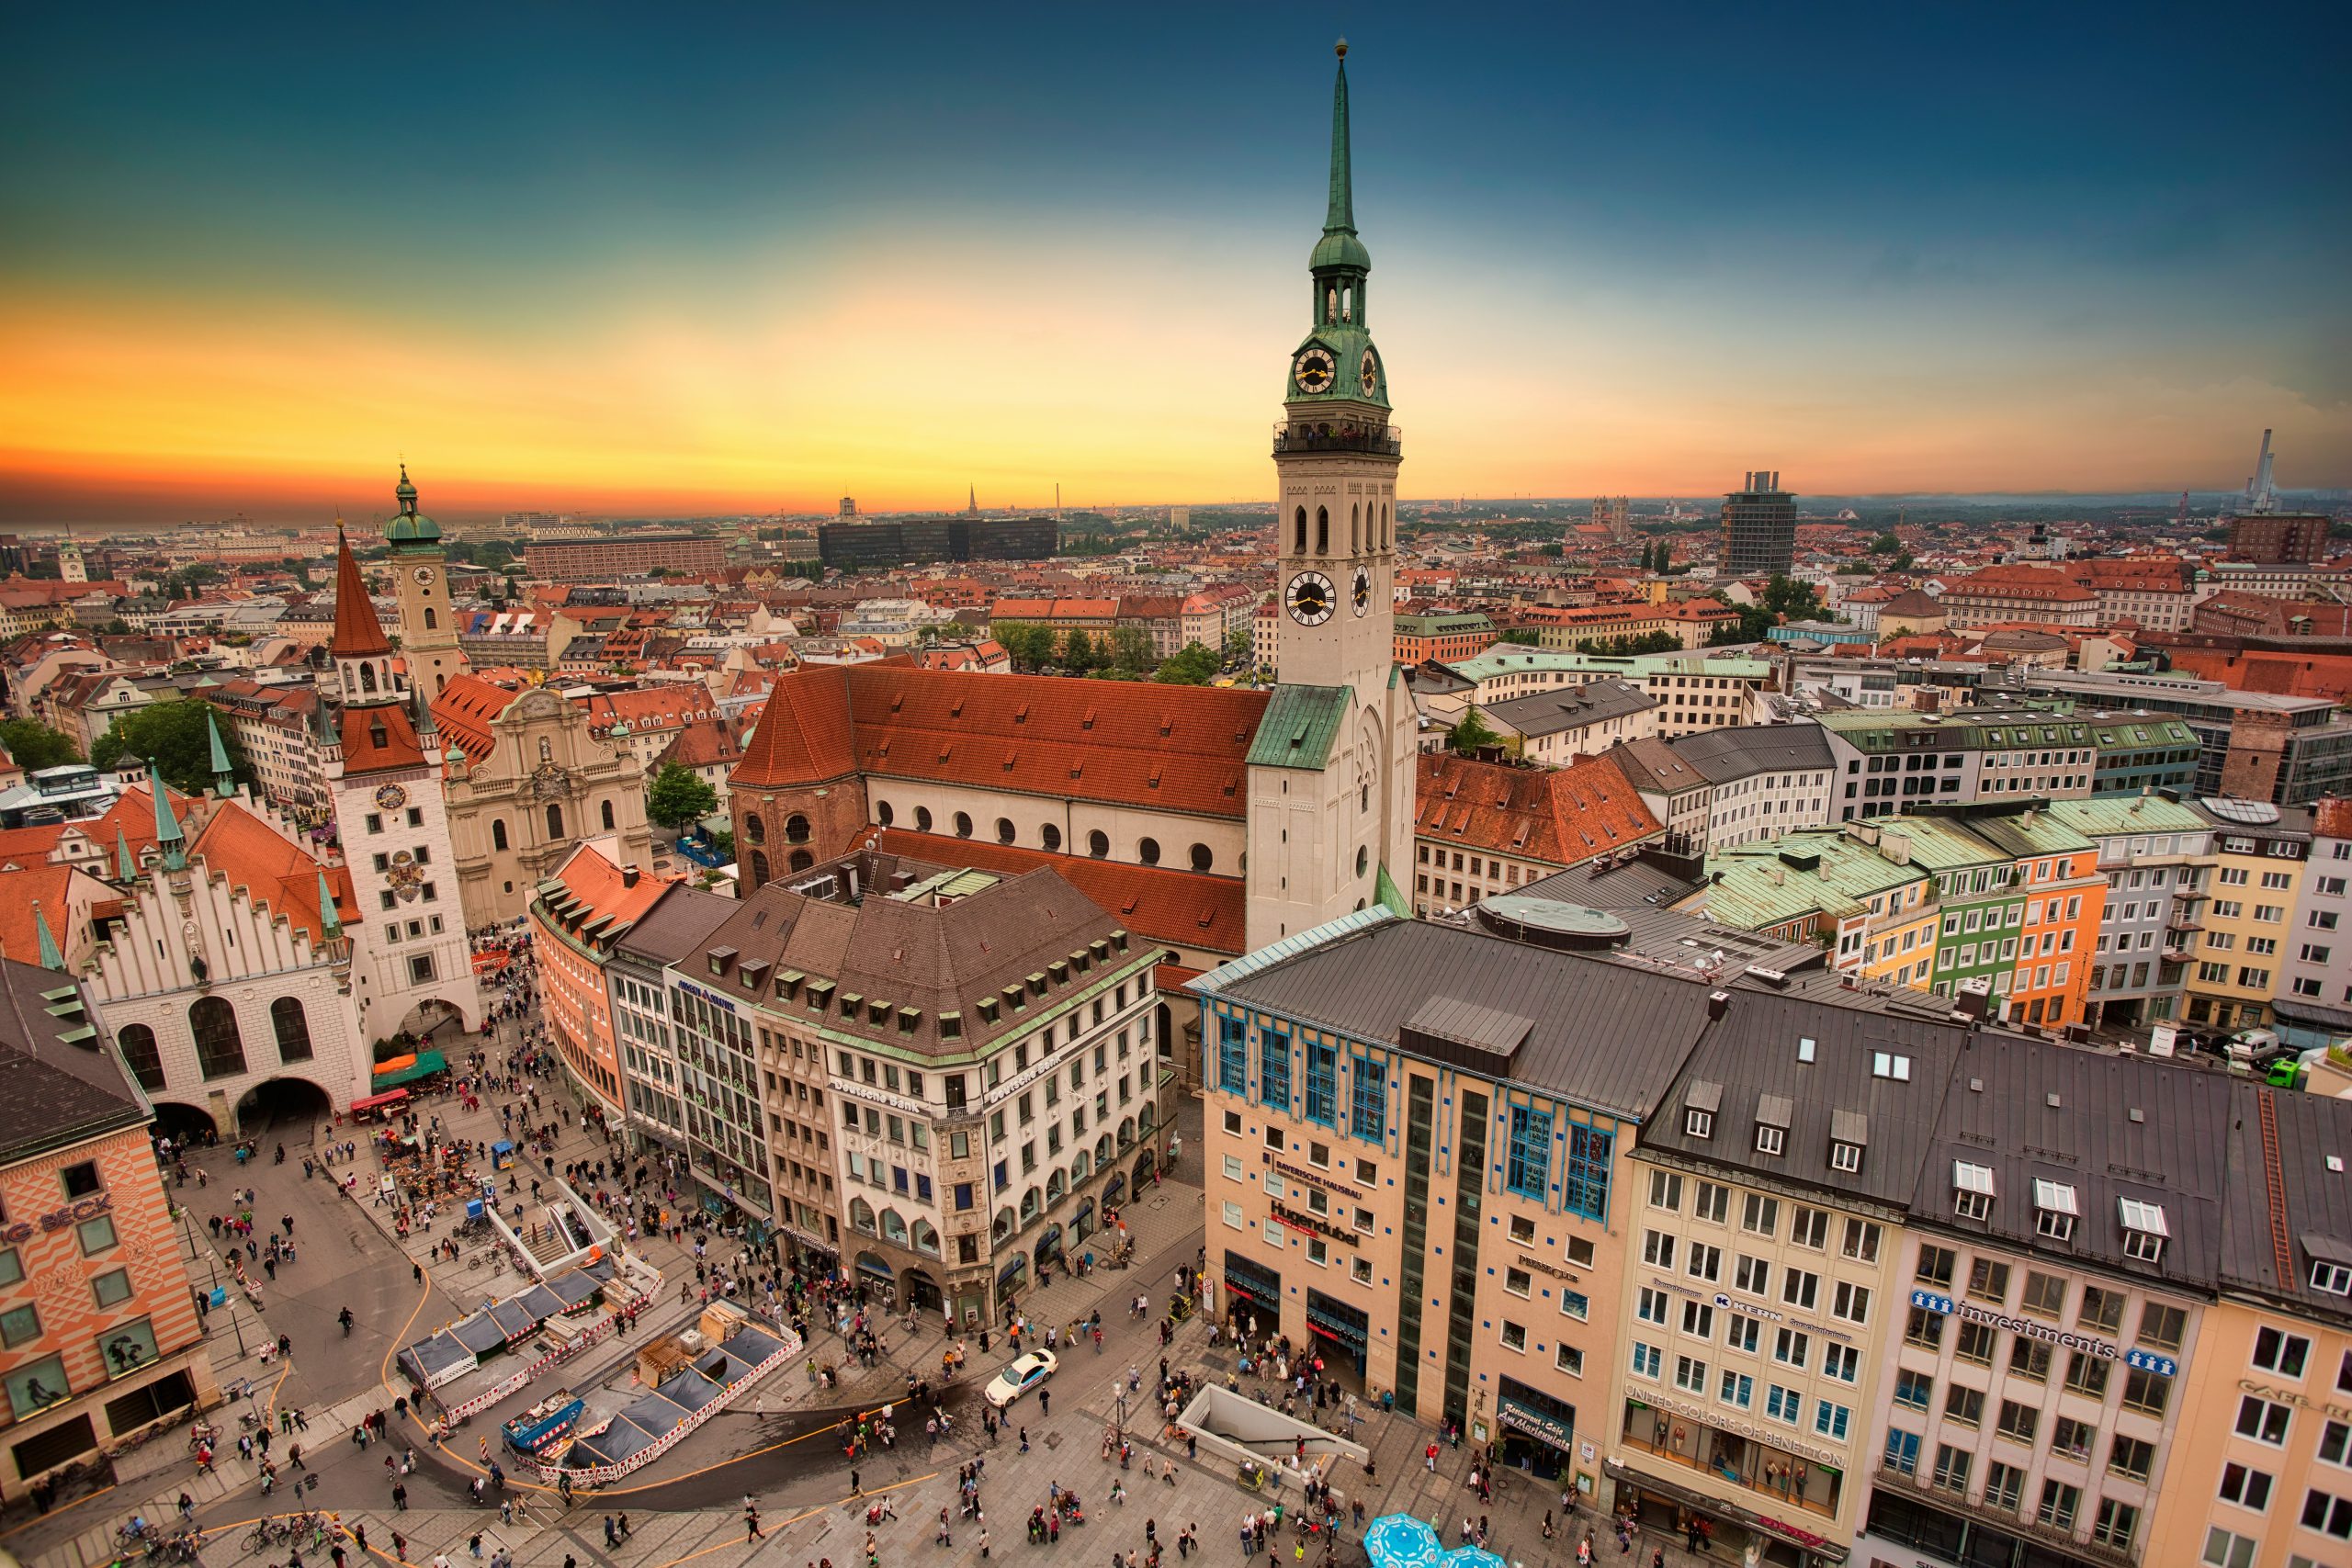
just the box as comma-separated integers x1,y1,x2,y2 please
338,1307,355,1337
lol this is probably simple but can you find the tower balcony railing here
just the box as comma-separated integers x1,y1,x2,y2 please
1272,420,1402,457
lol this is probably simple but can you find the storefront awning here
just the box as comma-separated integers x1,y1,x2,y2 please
1602,1460,1849,1562
371,1049,450,1089
350,1088,411,1112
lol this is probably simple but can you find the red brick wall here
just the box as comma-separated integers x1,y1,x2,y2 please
731,775,869,888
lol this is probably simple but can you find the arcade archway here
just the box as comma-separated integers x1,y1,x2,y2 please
235,1077,334,1136
151,1100,220,1145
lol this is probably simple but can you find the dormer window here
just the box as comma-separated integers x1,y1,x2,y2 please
2119,1198,2168,1263
1754,1093,1792,1158
1755,1124,1785,1157
1683,1078,1721,1140
1830,1141,1861,1174
2032,1179,2079,1243
2310,1258,2352,1297
1953,1161,1996,1222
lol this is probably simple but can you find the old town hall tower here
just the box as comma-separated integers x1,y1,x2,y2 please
1243,41,1416,949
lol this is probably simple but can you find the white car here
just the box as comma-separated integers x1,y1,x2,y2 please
982,1349,1058,1409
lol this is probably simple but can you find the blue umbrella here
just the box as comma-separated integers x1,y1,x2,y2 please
1442,1550,1507,1568
1365,1513,1442,1568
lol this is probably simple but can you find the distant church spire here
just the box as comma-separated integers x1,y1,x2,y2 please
150,761,187,873
206,708,233,796
32,902,62,971
330,525,393,661
967,484,978,515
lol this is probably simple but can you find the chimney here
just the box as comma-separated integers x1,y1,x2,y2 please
621,865,640,888
1707,990,1731,1021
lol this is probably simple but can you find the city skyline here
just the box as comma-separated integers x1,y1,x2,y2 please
4,4,2348,524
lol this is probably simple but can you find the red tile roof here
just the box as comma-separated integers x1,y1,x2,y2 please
428,672,514,764
189,801,353,949
0,864,78,967
339,702,426,774
1414,750,1662,867
862,828,1248,958
730,662,860,788
329,530,391,657
538,840,676,948
1942,565,2098,603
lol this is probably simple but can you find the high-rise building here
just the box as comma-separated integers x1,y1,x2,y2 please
1719,468,1795,577
2225,426,2331,562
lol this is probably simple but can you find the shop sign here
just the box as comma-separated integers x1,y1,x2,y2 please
1712,1292,1783,1325
1655,1275,1851,1344
1517,1251,1582,1285
2238,1379,2352,1419
1272,1158,1339,1192
1909,1290,2129,1362
1498,1396,1575,1450
3,1193,110,1245
1271,1201,1358,1247
2125,1348,2180,1378
676,979,738,1014
1630,1388,1848,1468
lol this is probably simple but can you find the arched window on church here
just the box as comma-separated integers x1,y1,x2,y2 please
600,799,616,831
1326,285,1338,323
189,997,247,1081
1316,507,1329,555
1088,829,1109,859
1190,843,1213,872
750,849,770,885
1341,286,1351,322
359,663,378,694
789,850,814,873
785,815,810,844
492,818,508,851
546,803,565,840
1294,507,1307,555
271,998,314,1065
1351,502,1360,554
1137,837,1160,866
116,1023,165,1093
745,814,765,845
423,608,437,630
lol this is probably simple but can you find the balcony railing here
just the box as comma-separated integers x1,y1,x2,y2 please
1272,421,1402,457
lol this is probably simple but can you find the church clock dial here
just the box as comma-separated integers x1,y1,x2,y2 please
1293,347,1336,395
374,784,408,810
1286,570,1336,626
413,567,436,588
1351,567,1373,615
1360,349,1379,397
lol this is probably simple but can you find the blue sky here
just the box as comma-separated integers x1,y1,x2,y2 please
4,2,2346,517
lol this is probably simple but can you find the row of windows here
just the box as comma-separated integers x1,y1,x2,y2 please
114,998,314,1092
867,799,1219,871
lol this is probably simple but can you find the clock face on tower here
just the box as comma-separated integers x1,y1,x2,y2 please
1287,570,1336,626
1360,349,1379,397
1351,567,1373,615
1294,347,1336,395
412,567,436,588
374,784,408,810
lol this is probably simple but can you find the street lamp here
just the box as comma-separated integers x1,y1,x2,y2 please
1114,1384,1130,1451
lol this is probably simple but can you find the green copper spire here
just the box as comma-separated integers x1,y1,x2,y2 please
116,827,136,882
150,761,187,873
32,903,62,971
318,871,343,940
1310,40,1369,275
206,708,233,796
1327,39,1353,235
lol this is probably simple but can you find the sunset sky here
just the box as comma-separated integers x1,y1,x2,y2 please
4,4,2347,524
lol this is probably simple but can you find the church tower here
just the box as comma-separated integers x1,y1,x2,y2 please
385,465,467,711
322,525,480,1046
1245,40,1417,950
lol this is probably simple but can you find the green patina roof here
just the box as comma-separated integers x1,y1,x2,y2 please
386,462,442,547
2043,795,2211,839
1702,827,1928,929
1393,611,1493,635
1442,647,1770,683
1873,815,2011,877
1247,682,1352,772
1375,862,1410,919
1315,44,1368,272
2086,717,2198,750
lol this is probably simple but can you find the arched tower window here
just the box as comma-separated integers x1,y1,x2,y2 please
789,850,814,873
1294,507,1307,555
358,664,378,694
744,814,765,845
1316,507,1329,555
423,608,437,630
600,799,616,831
117,1023,165,1093
491,819,509,852
271,998,314,1064
750,849,770,885
1326,286,1338,323
1351,502,1360,554
1382,502,1390,549
546,804,565,840
785,814,810,844
1341,286,1352,322
189,997,247,1081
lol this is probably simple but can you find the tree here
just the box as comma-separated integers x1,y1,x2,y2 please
1448,706,1503,757
993,621,1055,672
1223,626,1252,667
1152,642,1222,684
1061,629,1101,674
89,699,251,794
0,718,82,771
1870,532,1902,555
1108,626,1155,675
645,764,718,831
1761,573,1824,622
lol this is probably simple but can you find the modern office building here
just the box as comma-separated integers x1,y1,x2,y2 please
2011,671,2352,807
1721,470,1797,578
522,533,728,581
815,517,1059,571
